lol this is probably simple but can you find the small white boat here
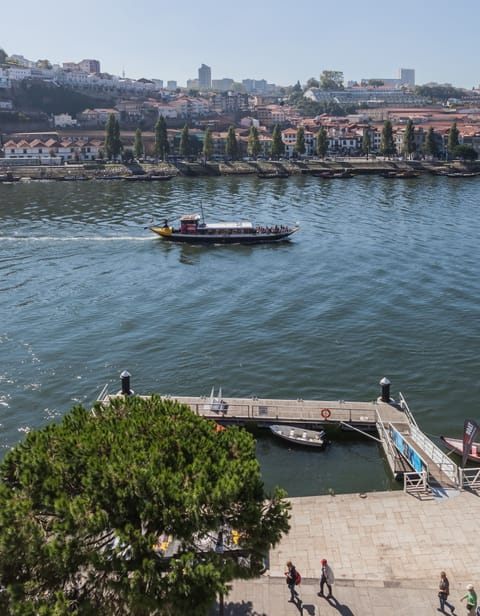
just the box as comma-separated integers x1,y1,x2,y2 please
269,424,327,448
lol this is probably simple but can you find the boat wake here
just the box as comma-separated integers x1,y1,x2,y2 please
0,236,152,242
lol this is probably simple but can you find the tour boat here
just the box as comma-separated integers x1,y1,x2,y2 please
147,214,299,244
440,436,480,463
269,424,327,449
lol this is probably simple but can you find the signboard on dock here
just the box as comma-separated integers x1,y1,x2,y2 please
391,427,425,473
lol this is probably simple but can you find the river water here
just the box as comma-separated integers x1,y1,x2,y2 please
1,174,479,496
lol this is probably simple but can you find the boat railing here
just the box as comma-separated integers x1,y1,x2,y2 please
459,467,480,490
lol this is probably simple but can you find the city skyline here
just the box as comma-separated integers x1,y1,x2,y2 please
2,0,479,89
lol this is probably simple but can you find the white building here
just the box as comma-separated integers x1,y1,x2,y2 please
53,113,78,128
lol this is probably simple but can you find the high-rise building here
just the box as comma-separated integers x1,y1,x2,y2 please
198,63,211,89
399,68,415,87
79,59,101,74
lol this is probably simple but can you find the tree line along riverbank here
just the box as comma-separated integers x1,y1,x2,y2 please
1,159,480,181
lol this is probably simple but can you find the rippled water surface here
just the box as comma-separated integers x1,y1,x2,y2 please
1,175,479,495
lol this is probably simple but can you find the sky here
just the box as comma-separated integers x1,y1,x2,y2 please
2,0,479,89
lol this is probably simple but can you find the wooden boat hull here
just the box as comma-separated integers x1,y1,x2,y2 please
148,226,299,244
269,424,327,448
441,436,480,463
125,175,174,181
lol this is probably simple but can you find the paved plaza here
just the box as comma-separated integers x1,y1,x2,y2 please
215,489,480,615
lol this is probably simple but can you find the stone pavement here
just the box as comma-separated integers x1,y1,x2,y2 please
215,489,480,615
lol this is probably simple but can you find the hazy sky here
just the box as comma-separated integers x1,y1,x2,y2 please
2,0,479,88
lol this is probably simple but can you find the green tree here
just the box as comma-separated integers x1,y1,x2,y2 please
380,120,396,157
452,144,478,161
447,122,460,155
154,115,169,161
179,123,191,158
316,126,328,158
0,396,290,615
133,127,144,160
402,119,416,158
247,125,261,158
0,48,7,64
423,127,439,158
361,127,371,157
319,70,344,90
36,59,52,69
202,127,214,161
294,126,306,157
306,77,319,88
270,123,285,159
225,125,238,160
288,80,304,105
104,113,122,160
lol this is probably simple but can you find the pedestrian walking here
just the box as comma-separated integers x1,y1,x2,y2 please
438,571,455,613
318,558,335,598
460,584,477,614
285,561,299,602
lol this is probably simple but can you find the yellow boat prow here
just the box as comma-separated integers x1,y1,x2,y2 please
149,226,172,237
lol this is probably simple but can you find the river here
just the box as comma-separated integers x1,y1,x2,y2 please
1,174,479,495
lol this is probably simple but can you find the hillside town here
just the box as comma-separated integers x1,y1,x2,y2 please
1,50,480,166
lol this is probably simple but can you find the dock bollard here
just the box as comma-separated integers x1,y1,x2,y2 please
120,370,133,396
379,377,391,403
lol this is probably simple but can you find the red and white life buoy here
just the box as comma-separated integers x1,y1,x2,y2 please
321,407,331,419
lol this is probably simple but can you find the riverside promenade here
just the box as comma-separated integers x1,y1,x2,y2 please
216,489,480,615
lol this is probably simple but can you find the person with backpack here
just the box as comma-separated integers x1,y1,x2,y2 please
285,561,300,602
318,558,335,598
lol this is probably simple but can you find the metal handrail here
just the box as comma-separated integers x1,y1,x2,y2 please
404,470,428,493
459,467,480,489
409,424,458,485
398,392,418,428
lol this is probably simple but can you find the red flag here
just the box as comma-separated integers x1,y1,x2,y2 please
462,419,479,467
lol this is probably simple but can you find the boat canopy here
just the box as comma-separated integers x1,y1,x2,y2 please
205,222,254,230
180,214,202,222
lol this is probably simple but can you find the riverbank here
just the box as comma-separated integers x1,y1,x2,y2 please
1,158,480,181
212,489,480,615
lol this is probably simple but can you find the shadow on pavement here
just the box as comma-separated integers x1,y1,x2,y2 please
325,595,354,615
214,600,267,616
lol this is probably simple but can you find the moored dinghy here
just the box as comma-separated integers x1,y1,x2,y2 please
269,424,327,448
440,436,480,463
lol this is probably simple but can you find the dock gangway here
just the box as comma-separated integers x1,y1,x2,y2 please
379,393,459,492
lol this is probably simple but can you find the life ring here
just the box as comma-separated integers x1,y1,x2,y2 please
321,408,331,419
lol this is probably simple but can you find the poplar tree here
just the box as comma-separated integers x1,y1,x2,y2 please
154,115,169,161
133,127,144,160
402,119,415,158
361,127,371,157
295,126,306,157
0,396,290,615
179,123,191,158
247,125,261,158
225,125,238,160
316,126,328,158
104,113,122,160
202,127,214,161
270,124,285,159
447,121,460,155
423,127,438,158
380,120,396,157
